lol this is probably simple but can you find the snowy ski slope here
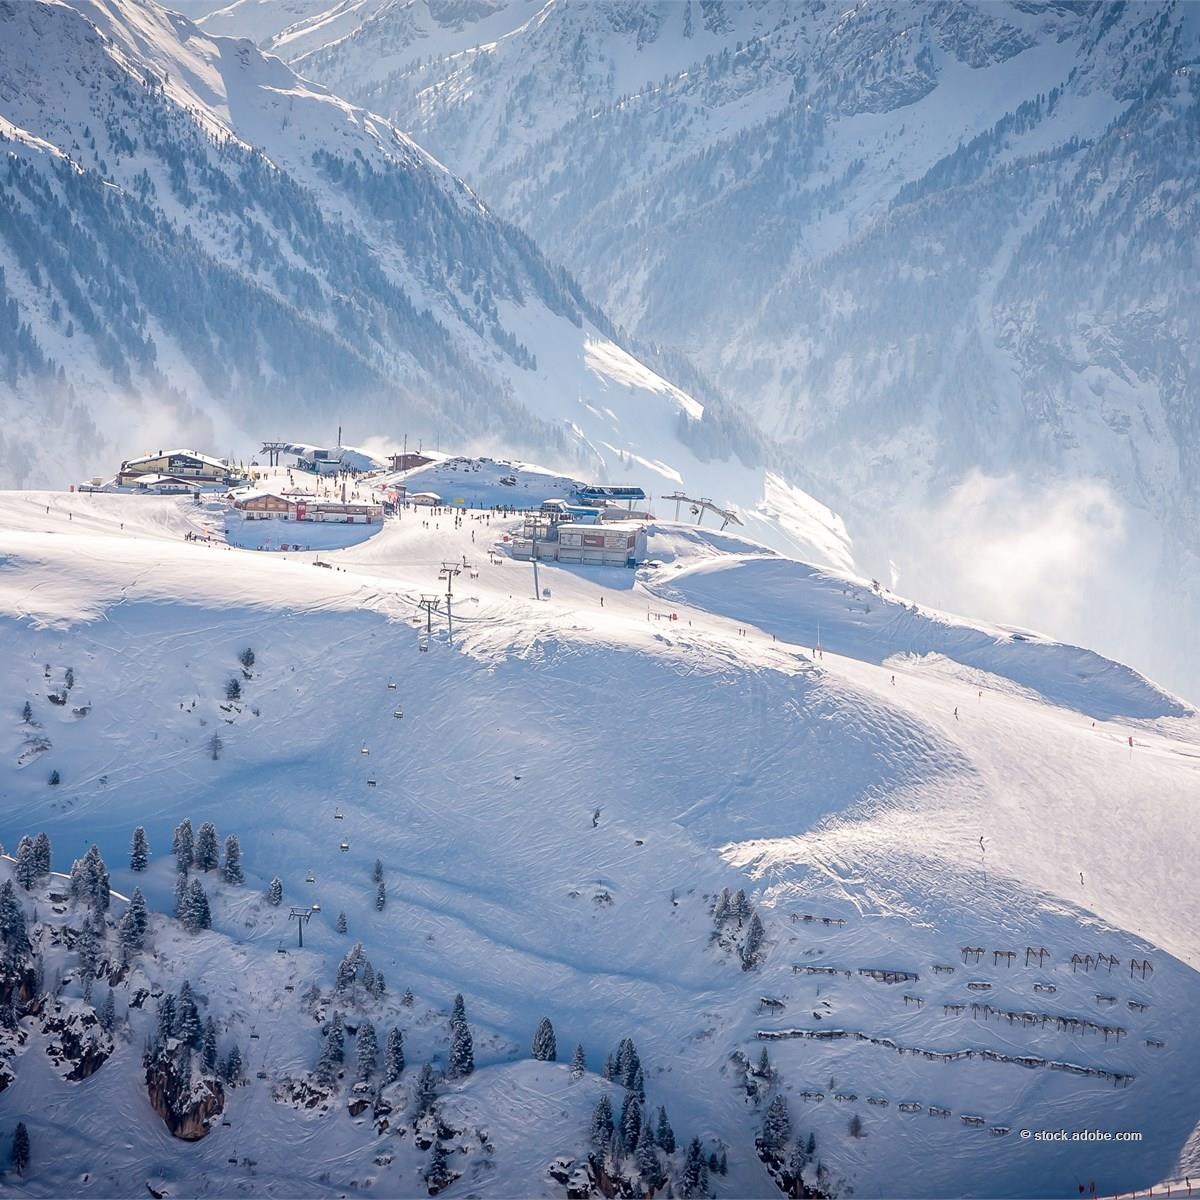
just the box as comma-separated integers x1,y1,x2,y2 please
0,489,1198,1198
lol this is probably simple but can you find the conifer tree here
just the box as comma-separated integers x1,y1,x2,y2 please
761,1095,791,1153
356,1020,378,1081
174,872,188,919
118,888,148,950
201,1017,218,1072
222,835,243,884
98,988,116,1032
174,981,202,1047
414,1062,437,1115
741,911,765,969
155,993,177,1045
620,1094,642,1154
222,1043,242,1083
756,1046,771,1078
130,826,149,872
570,1043,586,1079
655,1106,676,1154
10,1121,30,1175
14,838,37,890
448,1018,474,1078
336,910,347,934
787,1140,807,1181
32,832,51,877
383,1026,405,1083
328,1011,345,1063
195,822,219,873
679,1137,710,1198
376,880,385,911
183,879,211,932
173,819,194,872
267,877,283,906
450,993,466,1028
636,1123,663,1190
372,859,383,884
531,1017,556,1062
21,700,32,724
0,882,30,971
425,1141,451,1190
631,1064,645,1103
75,921,99,984
590,1094,614,1147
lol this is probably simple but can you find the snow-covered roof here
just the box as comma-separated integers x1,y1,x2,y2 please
123,449,230,471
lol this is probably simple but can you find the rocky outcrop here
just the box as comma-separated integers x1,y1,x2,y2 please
272,1075,334,1115
41,1001,114,1081
145,1051,225,1140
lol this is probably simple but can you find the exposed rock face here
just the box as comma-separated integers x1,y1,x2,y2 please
41,1001,113,1081
272,1076,334,1115
145,1051,225,1140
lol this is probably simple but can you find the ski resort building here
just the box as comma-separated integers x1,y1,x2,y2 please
556,522,644,566
233,491,299,520
387,452,434,473
117,449,238,487
576,484,647,510
125,474,202,495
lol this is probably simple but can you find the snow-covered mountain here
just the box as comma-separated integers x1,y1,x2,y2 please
263,0,1200,701
1,491,1199,1198
0,0,842,567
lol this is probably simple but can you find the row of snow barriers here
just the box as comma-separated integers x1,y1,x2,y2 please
754,1027,1135,1088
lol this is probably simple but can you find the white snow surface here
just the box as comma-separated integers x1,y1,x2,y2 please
0,490,1198,1198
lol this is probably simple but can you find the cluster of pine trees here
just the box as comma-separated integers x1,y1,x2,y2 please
712,886,767,970
145,979,241,1085
588,1036,721,1197
168,818,244,934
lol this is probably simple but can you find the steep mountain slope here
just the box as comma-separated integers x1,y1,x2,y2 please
280,0,1200,701
0,0,836,568
1,491,1199,1198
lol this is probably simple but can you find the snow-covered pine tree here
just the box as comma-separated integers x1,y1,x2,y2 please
174,981,202,1047
614,1037,641,1088
225,677,241,702
267,877,283,906
636,1122,664,1190
620,1094,642,1154
10,1121,30,1175
173,872,188,919
678,1137,710,1198
450,993,466,1028
222,835,244,885
401,988,415,1007
531,1017,556,1061
713,887,731,922
194,823,219,873
372,859,383,884
761,1095,791,1154
184,879,211,932
718,1150,727,1175
372,970,385,998
201,1017,218,1072
732,888,751,923
336,911,347,934
118,888,148,951
375,880,385,911
155,993,176,1045
787,1139,807,1181
590,1094,614,1146
130,827,149,872
414,1062,437,1115
0,882,30,973
448,1018,474,1078
741,911,765,969
14,838,37,890
222,1043,242,1083
756,1047,771,1078
356,1020,378,1081
655,1106,676,1154
32,832,50,877
570,1043,586,1079
631,1065,645,1103
172,819,194,872
425,1140,451,1190
239,648,255,671
75,921,99,984
98,987,116,1032
361,961,377,994
328,1012,345,1063
21,700,32,724
383,1027,405,1083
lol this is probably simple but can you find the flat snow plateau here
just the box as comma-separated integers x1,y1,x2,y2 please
0,489,1198,1198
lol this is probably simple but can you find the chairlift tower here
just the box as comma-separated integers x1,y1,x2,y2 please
438,562,461,646
418,594,441,635
288,905,319,948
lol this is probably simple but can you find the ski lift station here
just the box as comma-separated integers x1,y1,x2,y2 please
512,520,647,567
